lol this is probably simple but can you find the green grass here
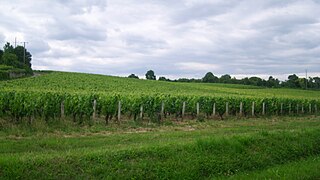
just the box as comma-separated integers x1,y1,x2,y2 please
0,116,320,179
0,71,319,99
228,156,320,179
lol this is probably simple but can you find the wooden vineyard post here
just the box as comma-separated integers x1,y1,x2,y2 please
196,102,200,117
296,104,299,114
289,104,292,114
315,104,318,115
252,102,255,116
61,101,65,119
93,99,97,120
118,101,121,122
182,101,186,119
301,104,304,114
161,101,165,119
226,102,229,117
212,103,216,117
309,104,312,114
262,102,265,116
140,105,143,119
280,103,283,115
239,102,243,116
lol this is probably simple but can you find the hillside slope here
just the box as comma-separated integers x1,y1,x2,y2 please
0,71,319,100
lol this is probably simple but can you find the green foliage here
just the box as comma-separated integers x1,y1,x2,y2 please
3,42,14,54
2,53,20,67
14,46,32,68
0,65,14,70
0,42,33,77
0,49,3,64
0,65,27,80
220,74,232,83
145,70,156,80
202,72,218,83
158,76,169,81
0,72,319,121
0,71,10,80
128,74,139,79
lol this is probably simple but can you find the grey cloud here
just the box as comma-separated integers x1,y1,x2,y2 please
124,35,168,53
171,1,239,24
25,37,50,55
48,24,107,41
56,0,107,14
1,0,320,80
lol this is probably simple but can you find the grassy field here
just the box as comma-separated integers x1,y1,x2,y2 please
0,116,320,179
1,71,320,99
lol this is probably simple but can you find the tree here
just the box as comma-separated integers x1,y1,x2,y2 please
266,76,280,88
145,70,156,80
230,77,240,84
158,76,168,81
3,42,14,54
202,72,218,83
2,53,19,67
286,74,299,88
128,74,139,79
0,49,3,64
14,46,32,68
307,77,314,89
0,42,33,74
176,78,190,82
314,77,320,89
248,77,263,86
298,78,307,89
219,74,232,83
241,77,251,85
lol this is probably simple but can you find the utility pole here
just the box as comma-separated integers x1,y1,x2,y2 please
305,69,308,90
20,41,28,64
14,37,17,48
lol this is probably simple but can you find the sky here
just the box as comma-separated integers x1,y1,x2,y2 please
0,0,320,80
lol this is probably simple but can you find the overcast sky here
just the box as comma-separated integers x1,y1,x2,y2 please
0,0,319,80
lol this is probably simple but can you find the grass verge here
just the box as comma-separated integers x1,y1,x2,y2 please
0,117,319,179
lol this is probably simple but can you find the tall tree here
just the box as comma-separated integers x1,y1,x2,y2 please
287,74,299,88
14,46,32,68
220,74,232,83
202,72,218,83
145,70,156,80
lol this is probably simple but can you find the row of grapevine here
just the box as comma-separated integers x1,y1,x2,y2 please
0,91,319,122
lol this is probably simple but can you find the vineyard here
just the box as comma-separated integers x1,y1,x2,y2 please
0,71,319,122
1,71,320,179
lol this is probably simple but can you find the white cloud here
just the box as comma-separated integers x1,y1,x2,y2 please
176,62,219,72
0,0,319,80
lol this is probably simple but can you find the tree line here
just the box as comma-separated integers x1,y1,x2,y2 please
0,42,33,74
128,70,320,90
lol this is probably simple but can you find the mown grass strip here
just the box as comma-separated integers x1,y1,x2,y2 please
0,129,319,179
